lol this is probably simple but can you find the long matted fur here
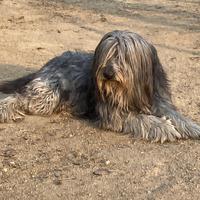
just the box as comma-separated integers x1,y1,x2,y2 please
0,30,200,143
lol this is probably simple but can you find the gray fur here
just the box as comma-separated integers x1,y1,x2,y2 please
0,30,199,143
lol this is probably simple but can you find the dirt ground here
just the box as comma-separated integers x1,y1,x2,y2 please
0,0,200,199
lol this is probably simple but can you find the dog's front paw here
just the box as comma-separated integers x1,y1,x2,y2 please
144,117,182,143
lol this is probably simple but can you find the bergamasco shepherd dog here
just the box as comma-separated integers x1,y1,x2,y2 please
0,30,199,143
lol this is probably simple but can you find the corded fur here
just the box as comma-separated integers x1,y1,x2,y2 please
0,30,199,143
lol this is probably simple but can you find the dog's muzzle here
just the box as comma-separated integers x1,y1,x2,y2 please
103,66,115,80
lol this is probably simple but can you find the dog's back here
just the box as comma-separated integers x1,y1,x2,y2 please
0,51,95,122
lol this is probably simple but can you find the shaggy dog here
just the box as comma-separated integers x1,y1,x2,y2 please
0,30,200,143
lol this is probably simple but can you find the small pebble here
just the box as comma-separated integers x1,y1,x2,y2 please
100,14,107,22
105,160,110,165
9,161,17,168
93,168,111,176
53,179,62,185
3,168,8,172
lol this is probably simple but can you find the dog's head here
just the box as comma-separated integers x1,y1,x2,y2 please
93,30,159,113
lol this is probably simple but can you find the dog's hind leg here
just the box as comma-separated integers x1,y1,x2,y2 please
0,95,25,122
23,78,60,116
0,78,60,122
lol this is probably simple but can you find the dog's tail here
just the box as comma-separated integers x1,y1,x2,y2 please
0,73,35,94
154,100,200,140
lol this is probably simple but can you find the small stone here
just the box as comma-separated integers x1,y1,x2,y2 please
9,161,17,168
36,47,45,50
53,179,62,185
1,147,16,157
93,168,111,176
125,160,129,164
22,135,28,140
105,160,110,165
17,16,25,20
54,170,62,178
100,14,107,22
169,57,176,61
2,168,8,172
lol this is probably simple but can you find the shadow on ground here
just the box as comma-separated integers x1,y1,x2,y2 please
0,64,35,98
33,0,200,56
51,0,200,31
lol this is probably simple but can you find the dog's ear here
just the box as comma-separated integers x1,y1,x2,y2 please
151,45,171,101
125,39,155,114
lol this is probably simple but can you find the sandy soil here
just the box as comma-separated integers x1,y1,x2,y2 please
0,0,200,199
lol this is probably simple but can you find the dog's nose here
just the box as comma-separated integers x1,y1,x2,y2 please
103,67,114,80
